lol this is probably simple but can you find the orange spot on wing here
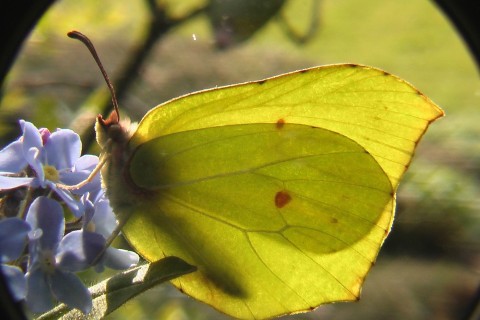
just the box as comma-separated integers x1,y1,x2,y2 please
275,191,291,208
276,119,285,129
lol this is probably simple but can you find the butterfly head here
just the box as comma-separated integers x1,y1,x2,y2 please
95,111,136,149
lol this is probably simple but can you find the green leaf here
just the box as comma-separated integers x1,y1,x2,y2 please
99,64,443,319
36,257,196,320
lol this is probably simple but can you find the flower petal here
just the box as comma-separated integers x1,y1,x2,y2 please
56,230,105,272
44,129,81,170
50,269,92,315
26,228,44,270
80,195,95,227
46,182,83,217
25,197,64,251
59,171,100,196
92,199,117,237
99,247,139,271
1,264,27,301
59,155,101,196
0,176,33,190
25,267,53,313
74,155,99,172
0,140,27,173
25,147,45,187
0,218,31,262
21,120,43,155
85,187,104,204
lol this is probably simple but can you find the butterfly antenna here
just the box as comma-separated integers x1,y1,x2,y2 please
67,31,120,122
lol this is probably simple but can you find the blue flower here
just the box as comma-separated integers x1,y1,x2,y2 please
0,120,101,216
81,192,139,273
0,217,31,301
25,196,104,314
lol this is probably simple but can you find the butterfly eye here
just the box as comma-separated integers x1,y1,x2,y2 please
107,123,129,144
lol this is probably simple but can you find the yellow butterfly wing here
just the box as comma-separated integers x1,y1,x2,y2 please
101,64,443,318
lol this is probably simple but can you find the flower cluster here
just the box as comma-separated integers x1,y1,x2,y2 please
0,120,139,314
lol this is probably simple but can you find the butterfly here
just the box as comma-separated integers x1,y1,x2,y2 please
69,31,443,319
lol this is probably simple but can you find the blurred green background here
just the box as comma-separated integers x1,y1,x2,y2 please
1,0,479,319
